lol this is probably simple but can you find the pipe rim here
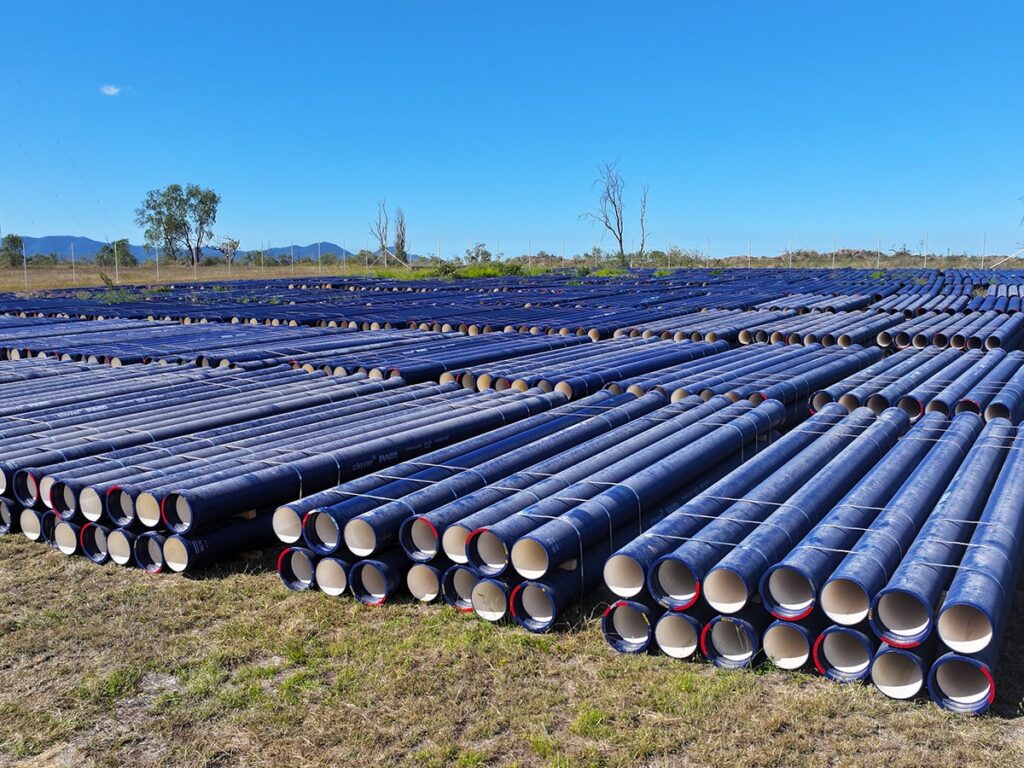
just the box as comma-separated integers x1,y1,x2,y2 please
106,529,135,566
351,562,390,605
703,567,749,614
603,554,646,598
344,519,377,558
706,618,756,667
817,629,872,679
936,603,993,654
649,557,698,609
163,536,190,573
470,579,508,621
314,557,348,596
820,578,870,625
272,506,303,544
763,623,810,670
406,564,441,602
278,547,316,590
511,583,556,632
929,656,993,712
601,601,652,653
653,612,700,659
510,537,549,580
870,649,924,700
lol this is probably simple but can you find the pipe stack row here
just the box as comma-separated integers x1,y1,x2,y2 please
811,347,1024,421
271,391,784,629
601,405,1024,714
0,359,574,571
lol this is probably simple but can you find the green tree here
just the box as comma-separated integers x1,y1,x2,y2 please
28,252,59,266
135,183,221,267
95,239,137,268
465,242,492,263
0,233,24,268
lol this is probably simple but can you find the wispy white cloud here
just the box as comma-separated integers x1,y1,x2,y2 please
99,84,122,96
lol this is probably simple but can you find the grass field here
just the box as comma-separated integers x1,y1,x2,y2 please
2,535,1023,768
3,254,1024,293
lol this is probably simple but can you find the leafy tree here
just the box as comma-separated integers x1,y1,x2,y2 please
95,239,137,268
355,249,376,265
135,183,221,267
28,252,59,266
465,242,492,263
0,234,24,268
320,252,339,266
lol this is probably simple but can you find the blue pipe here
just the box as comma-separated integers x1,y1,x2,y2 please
466,396,747,576
700,607,771,669
956,351,1024,414
648,407,877,611
813,624,878,682
652,603,713,659
402,393,674,563
133,531,167,573
927,649,998,714
819,413,981,626
702,408,907,614
601,599,662,654
163,512,277,573
105,527,138,567
983,360,1024,422
604,404,850,601
509,400,784,580
0,497,19,534
759,412,945,620
406,562,446,602
920,349,1007,417
470,575,521,622
934,428,1024,660
341,391,652,557
277,546,319,591
80,522,111,564
869,418,1013,647
762,612,829,670
53,519,81,556
894,349,985,418
349,547,410,606
441,564,481,612
870,641,935,700
314,556,351,597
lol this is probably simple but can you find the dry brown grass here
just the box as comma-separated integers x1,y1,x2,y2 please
0,265,425,292
1,535,1023,768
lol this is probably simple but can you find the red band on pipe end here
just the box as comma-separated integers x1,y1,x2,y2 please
699,621,712,657
882,635,920,650
276,547,292,574
772,603,815,622
509,584,523,618
982,665,996,705
811,634,826,675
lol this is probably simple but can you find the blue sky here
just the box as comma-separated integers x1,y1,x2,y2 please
1,1,1022,258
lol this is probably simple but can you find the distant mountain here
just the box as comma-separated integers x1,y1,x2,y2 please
22,235,148,261
19,236,361,262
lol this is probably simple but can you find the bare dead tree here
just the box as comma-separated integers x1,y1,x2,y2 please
370,200,389,267
581,161,627,267
637,183,649,264
213,236,240,266
394,207,408,266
